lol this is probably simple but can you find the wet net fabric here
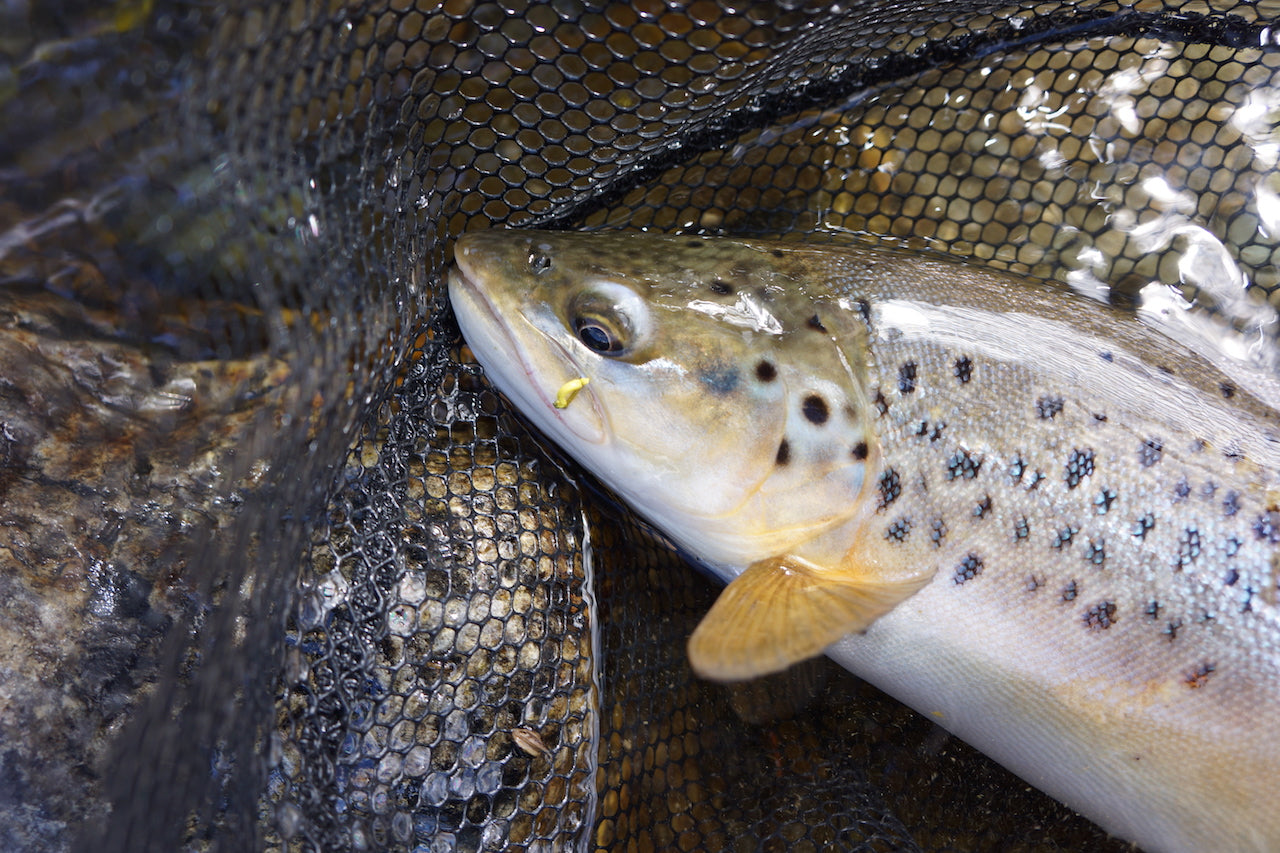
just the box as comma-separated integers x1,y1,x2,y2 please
2,0,1278,851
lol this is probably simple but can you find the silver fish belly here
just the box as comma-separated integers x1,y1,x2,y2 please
448,229,1280,853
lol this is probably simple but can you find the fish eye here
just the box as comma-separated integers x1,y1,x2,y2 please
573,315,625,354
568,281,651,359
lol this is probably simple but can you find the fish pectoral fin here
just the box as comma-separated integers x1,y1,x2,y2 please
687,554,930,682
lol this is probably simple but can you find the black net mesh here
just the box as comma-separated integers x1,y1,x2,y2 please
3,0,1277,851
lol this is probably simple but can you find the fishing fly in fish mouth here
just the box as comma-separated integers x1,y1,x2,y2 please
450,227,1280,853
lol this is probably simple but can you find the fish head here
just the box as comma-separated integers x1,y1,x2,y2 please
449,230,880,569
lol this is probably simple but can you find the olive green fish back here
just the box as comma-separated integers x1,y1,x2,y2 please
3,0,1278,851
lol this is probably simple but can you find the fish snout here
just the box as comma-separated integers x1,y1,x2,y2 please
448,235,608,448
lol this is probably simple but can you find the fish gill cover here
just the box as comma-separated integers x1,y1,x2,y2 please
1,0,1278,851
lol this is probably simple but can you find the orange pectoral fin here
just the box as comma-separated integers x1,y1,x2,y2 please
687,554,933,682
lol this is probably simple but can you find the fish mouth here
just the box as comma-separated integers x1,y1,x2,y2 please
448,253,606,445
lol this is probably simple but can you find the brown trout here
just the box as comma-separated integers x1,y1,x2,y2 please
448,229,1280,853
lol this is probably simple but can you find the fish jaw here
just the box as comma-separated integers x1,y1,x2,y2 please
448,240,606,446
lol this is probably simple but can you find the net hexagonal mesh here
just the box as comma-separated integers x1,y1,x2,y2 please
2,0,1277,851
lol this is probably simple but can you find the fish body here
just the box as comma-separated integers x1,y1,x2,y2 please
448,229,1280,853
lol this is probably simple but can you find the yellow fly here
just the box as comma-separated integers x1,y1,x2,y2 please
553,377,589,409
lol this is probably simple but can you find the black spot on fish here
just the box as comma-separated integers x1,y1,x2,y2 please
1083,540,1106,566
1165,620,1182,642
915,421,929,437
1173,478,1191,502
953,553,983,584
930,518,947,547
699,365,740,395
874,390,888,417
1100,351,1113,362
1026,575,1042,592
1224,568,1240,587
973,495,992,519
1242,586,1256,613
855,299,871,322
1013,516,1030,541
898,362,917,394
1065,448,1095,489
1224,445,1245,462
1220,381,1237,399
1223,491,1240,517
1139,438,1163,467
1093,412,1108,423
775,440,790,466
1026,470,1046,491
1094,488,1117,515
1084,601,1117,630
946,449,981,480
755,360,777,382
806,314,827,333
954,356,973,383
1009,456,1026,484
1132,513,1155,538
1158,364,1175,376
709,279,733,295
802,394,829,425
1145,600,1161,620
1036,396,1064,419
929,422,945,442
1185,662,1215,688
852,442,868,460
878,468,901,509
769,248,784,258
1052,526,1078,549
885,518,911,542
1062,580,1078,602
1252,508,1280,543
686,240,703,247
1225,536,1242,557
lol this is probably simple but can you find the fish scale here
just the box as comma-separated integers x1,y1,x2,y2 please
449,228,1280,852
867,324,1269,685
